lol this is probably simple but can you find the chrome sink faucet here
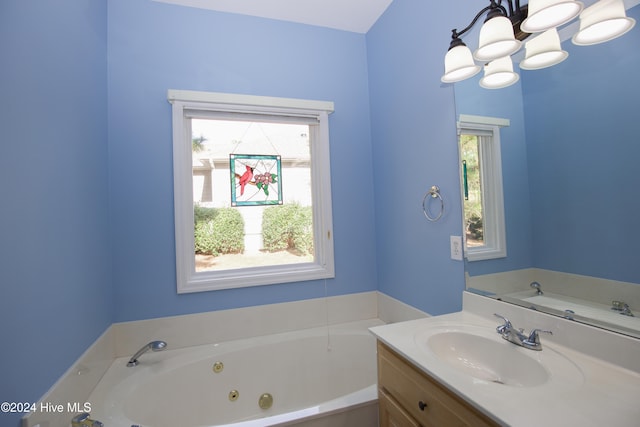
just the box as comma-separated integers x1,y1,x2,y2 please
494,314,552,351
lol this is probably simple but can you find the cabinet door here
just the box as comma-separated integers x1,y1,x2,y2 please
377,341,499,427
379,389,421,427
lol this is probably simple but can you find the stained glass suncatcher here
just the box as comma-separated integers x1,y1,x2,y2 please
230,154,283,206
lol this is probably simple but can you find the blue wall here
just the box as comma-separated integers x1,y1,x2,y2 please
366,0,468,315
0,1,111,426
107,0,378,321
523,5,640,284
0,0,482,423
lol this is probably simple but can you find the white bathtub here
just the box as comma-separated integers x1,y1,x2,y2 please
87,319,382,427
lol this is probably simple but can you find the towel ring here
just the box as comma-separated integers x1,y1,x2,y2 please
422,186,444,222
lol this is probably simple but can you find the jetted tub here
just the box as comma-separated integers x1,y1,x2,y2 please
87,319,382,427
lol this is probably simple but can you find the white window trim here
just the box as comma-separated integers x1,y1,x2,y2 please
169,90,335,293
458,114,508,261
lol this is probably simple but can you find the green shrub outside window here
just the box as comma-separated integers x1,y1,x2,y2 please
262,203,313,256
194,206,244,256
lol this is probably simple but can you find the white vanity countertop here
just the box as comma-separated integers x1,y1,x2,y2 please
370,310,640,427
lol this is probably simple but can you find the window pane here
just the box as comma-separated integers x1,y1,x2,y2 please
460,134,484,247
191,119,314,272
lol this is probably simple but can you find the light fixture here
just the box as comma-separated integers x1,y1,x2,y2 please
572,0,636,45
520,28,569,70
521,0,583,33
474,4,522,61
441,0,636,89
441,38,482,83
441,0,528,83
480,56,520,89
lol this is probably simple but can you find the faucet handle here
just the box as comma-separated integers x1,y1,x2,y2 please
493,313,512,334
526,329,552,346
530,281,543,295
71,413,104,427
71,413,89,427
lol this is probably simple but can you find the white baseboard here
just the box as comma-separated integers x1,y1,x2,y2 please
113,291,379,357
376,291,430,323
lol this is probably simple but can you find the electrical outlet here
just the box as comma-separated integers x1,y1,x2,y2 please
450,235,463,261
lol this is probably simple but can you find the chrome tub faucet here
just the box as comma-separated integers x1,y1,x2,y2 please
494,314,552,351
127,340,167,367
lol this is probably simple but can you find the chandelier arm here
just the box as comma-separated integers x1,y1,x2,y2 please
513,0,521,12
510,0,527,22
501,0,517,17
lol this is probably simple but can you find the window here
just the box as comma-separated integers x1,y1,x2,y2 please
169,90,335,293
457,115,508,261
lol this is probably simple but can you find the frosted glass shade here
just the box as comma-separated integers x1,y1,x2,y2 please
480,56,520,89
441,45,481,83
521,0,584,33
474,16,522,61
520,29,569,70
572,0,636,45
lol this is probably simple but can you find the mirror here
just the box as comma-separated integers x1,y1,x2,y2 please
455,2,640,338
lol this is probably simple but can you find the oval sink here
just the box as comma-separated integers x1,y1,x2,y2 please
426,331,549,387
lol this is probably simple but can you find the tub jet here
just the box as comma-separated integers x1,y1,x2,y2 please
259,393,273,410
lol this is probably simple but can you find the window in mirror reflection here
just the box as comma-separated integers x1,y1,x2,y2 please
458,116,507,261
460,134,484,247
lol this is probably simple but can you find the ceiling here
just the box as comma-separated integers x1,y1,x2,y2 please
153,0,639,37
152,0,394,33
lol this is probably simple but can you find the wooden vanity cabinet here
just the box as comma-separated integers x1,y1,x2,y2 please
377,341,499,427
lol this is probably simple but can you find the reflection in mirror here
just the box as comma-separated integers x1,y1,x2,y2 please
460,132,484,247
458,116,508,261
455,3,640,338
